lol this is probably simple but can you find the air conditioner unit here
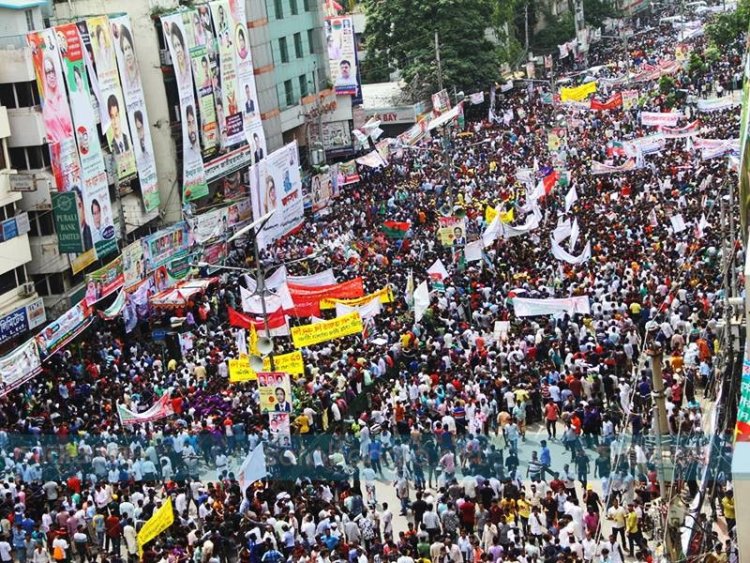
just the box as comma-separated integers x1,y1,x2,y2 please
18,282,35,298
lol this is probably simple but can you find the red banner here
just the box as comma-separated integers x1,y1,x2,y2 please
288,277,365,300
228,306,287,330
590,93,622,111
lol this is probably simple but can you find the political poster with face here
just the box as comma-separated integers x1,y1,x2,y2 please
249,142,305,249
325,16,358,96
257,372,292,413
310,170,333,213
161,13,209,203
86,16,137,181
230,0,266,161
55,23,117,261
27,30,80,193
183,9,219,159
268,412,291,446
209,0,244,147
110,15,161,213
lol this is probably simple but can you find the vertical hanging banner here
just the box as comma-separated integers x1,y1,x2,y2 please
27,30,80,192
209,0,244,147
325,16,359,96
161,13,209,203
55,23,117,261
231,0,267,160
249,142,305,249
51,191,84,253
183,9,219,159
110,15,161,213
86,16,137,181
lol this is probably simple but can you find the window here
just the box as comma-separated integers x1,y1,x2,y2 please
290,0,298,15
0,267,26,296
279,38,289,63
294,33,303,58
274,0,283,19
303,0,310,10
284,80,295,107
32,275,47,297
299,75,308,98
47,272,64,295
25,10,34,32
29,211,55,237
9,148,25,171
307,29,315,54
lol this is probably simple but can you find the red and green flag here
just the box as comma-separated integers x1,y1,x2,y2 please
382,220,409,239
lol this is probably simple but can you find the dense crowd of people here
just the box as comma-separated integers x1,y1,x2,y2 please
0,3,742,563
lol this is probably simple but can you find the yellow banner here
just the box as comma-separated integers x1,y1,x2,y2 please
291,312,363,348
320,287,394,310
560,81,597,102
264,351,305,375
229,357,256,382
500,208,514,224
229,352,306,383
137,497,174,557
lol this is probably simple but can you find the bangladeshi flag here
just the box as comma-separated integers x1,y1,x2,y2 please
382,220,410,238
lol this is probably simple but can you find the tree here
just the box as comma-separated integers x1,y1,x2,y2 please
583,0,620,29
364,0,501,102
706,0,750,48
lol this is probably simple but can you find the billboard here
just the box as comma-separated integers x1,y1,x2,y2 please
183,8,219,159
209,1,244,148
311,170,333,213
230,0,267,160
249,142,305,249
0,298,45,346
27,30,80,192
84,255,125,306
161,13,209,203
325,16,358,96
110,15,161,212
142,221,191,273
86,16,137,181
55,23,117,261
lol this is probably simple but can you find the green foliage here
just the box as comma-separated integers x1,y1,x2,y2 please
705,0,750,48
533,11,575,50
704,44,721,64
363,0,501,102
659,75,675,95
583,0,620,28
687,52,707,75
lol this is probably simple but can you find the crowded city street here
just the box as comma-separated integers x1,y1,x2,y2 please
0,0,743,562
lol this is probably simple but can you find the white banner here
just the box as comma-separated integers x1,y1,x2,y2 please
118,394,174,425
696,97,739,113
249,142,305,249
0,338,42,396
464,240,483,262
551,237,592,264
502,213,540,238
512,296,591,317
640,111,682,126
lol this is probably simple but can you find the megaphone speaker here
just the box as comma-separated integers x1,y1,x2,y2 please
249,355,265,371
257,337,274,356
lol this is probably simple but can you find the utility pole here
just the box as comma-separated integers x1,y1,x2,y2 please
524,1,530,55
434,31,444,92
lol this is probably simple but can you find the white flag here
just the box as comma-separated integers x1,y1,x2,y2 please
696,214,710,238
427,259,450,281
464,240,484,262
569,218,580,252
551,237,592,264
482,215,502,247
565,185,578,212
239,443,267,491
670,214,687,233
414,281,430,323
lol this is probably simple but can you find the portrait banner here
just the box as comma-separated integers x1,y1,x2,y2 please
310,170,333,213
249,142,305,249
122,240,145,289
85,256,125,306
27,30,80,192
257,371,292,413
55,23,117,261
437,217,467,246
231,0,267,161
325,16,359,96
110,15,161,212
268,412,291,446
209,1,244,147
0,339,42,396
87,16,137,180
35,301,90,357
161,13,209,202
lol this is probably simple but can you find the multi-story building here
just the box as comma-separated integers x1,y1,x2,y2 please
0,0,355,315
